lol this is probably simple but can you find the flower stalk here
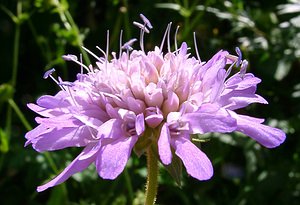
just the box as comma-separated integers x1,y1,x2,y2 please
145,146,159,205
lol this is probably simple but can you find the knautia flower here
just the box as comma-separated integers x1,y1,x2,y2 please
25,14,286,196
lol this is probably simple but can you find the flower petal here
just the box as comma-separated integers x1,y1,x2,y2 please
27,103,55,118
221,92,268,110
163,91,180,114
96,136,138,179
158,123,172,165
173,136,213,180
135,113,145,136
37,143,99,192
32,125,94,152
225,73,261,90
36,92,69,108
97,119,123,139
182,104,236,134
232,113,286,148
145,107,164,128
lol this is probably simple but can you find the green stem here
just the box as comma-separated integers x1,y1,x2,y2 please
53,0,90,64
5,1,21,142
8,99,31,131
64,10,91,65
11,21,20,88
145,147,159,205
7,98,60,174
124,168,134,205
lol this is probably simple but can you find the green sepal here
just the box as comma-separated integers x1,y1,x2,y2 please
134,127,155,157
164,149,183,187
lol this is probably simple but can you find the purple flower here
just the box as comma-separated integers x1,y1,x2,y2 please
25,15,286,192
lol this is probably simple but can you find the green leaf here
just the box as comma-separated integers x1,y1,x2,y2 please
0,128,9,153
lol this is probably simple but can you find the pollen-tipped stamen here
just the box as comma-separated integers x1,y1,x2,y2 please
62,54,91,73
235,47,242,67
140,14,153,29
122,38,137,51
240,59,248,79
43,68,65,90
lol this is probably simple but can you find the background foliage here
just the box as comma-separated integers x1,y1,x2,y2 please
0,0,299,204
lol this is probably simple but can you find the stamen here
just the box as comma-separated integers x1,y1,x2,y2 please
62,54,91,72
96,46,107,59
132,21,147,53
43,68,56,79
193,32,201,62
58,77,77,106
235,47,242,67
225,61,236,79
133,21,150,33
79,54,83,81
240,60,248,79
58,81,75,87
62,54,78,61
82,46,102,62
226,54,238,63
159,22,172,52
133,15,152,53
122,38,137,51
119,30,123,59
167,22,172,53
105,30,110,72
174,26,180,55
139,14,153,29
43,68,64,90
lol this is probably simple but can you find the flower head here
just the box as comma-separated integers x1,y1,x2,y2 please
25,14,286,192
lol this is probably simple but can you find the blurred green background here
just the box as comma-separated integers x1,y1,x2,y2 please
0,0,299,204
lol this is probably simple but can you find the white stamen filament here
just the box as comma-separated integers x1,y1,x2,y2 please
225,61,236,79
193,32,201,62
167,22,172,53
43,69,65,90
49,75,65,91
160,22,172,52
138,23,146,53
119,30,123,59
68,58,91,73
105,30,110,72
174,26,180,55
96,46,107,60
66,85,78,106
82,46,102,62
79,54,83,81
